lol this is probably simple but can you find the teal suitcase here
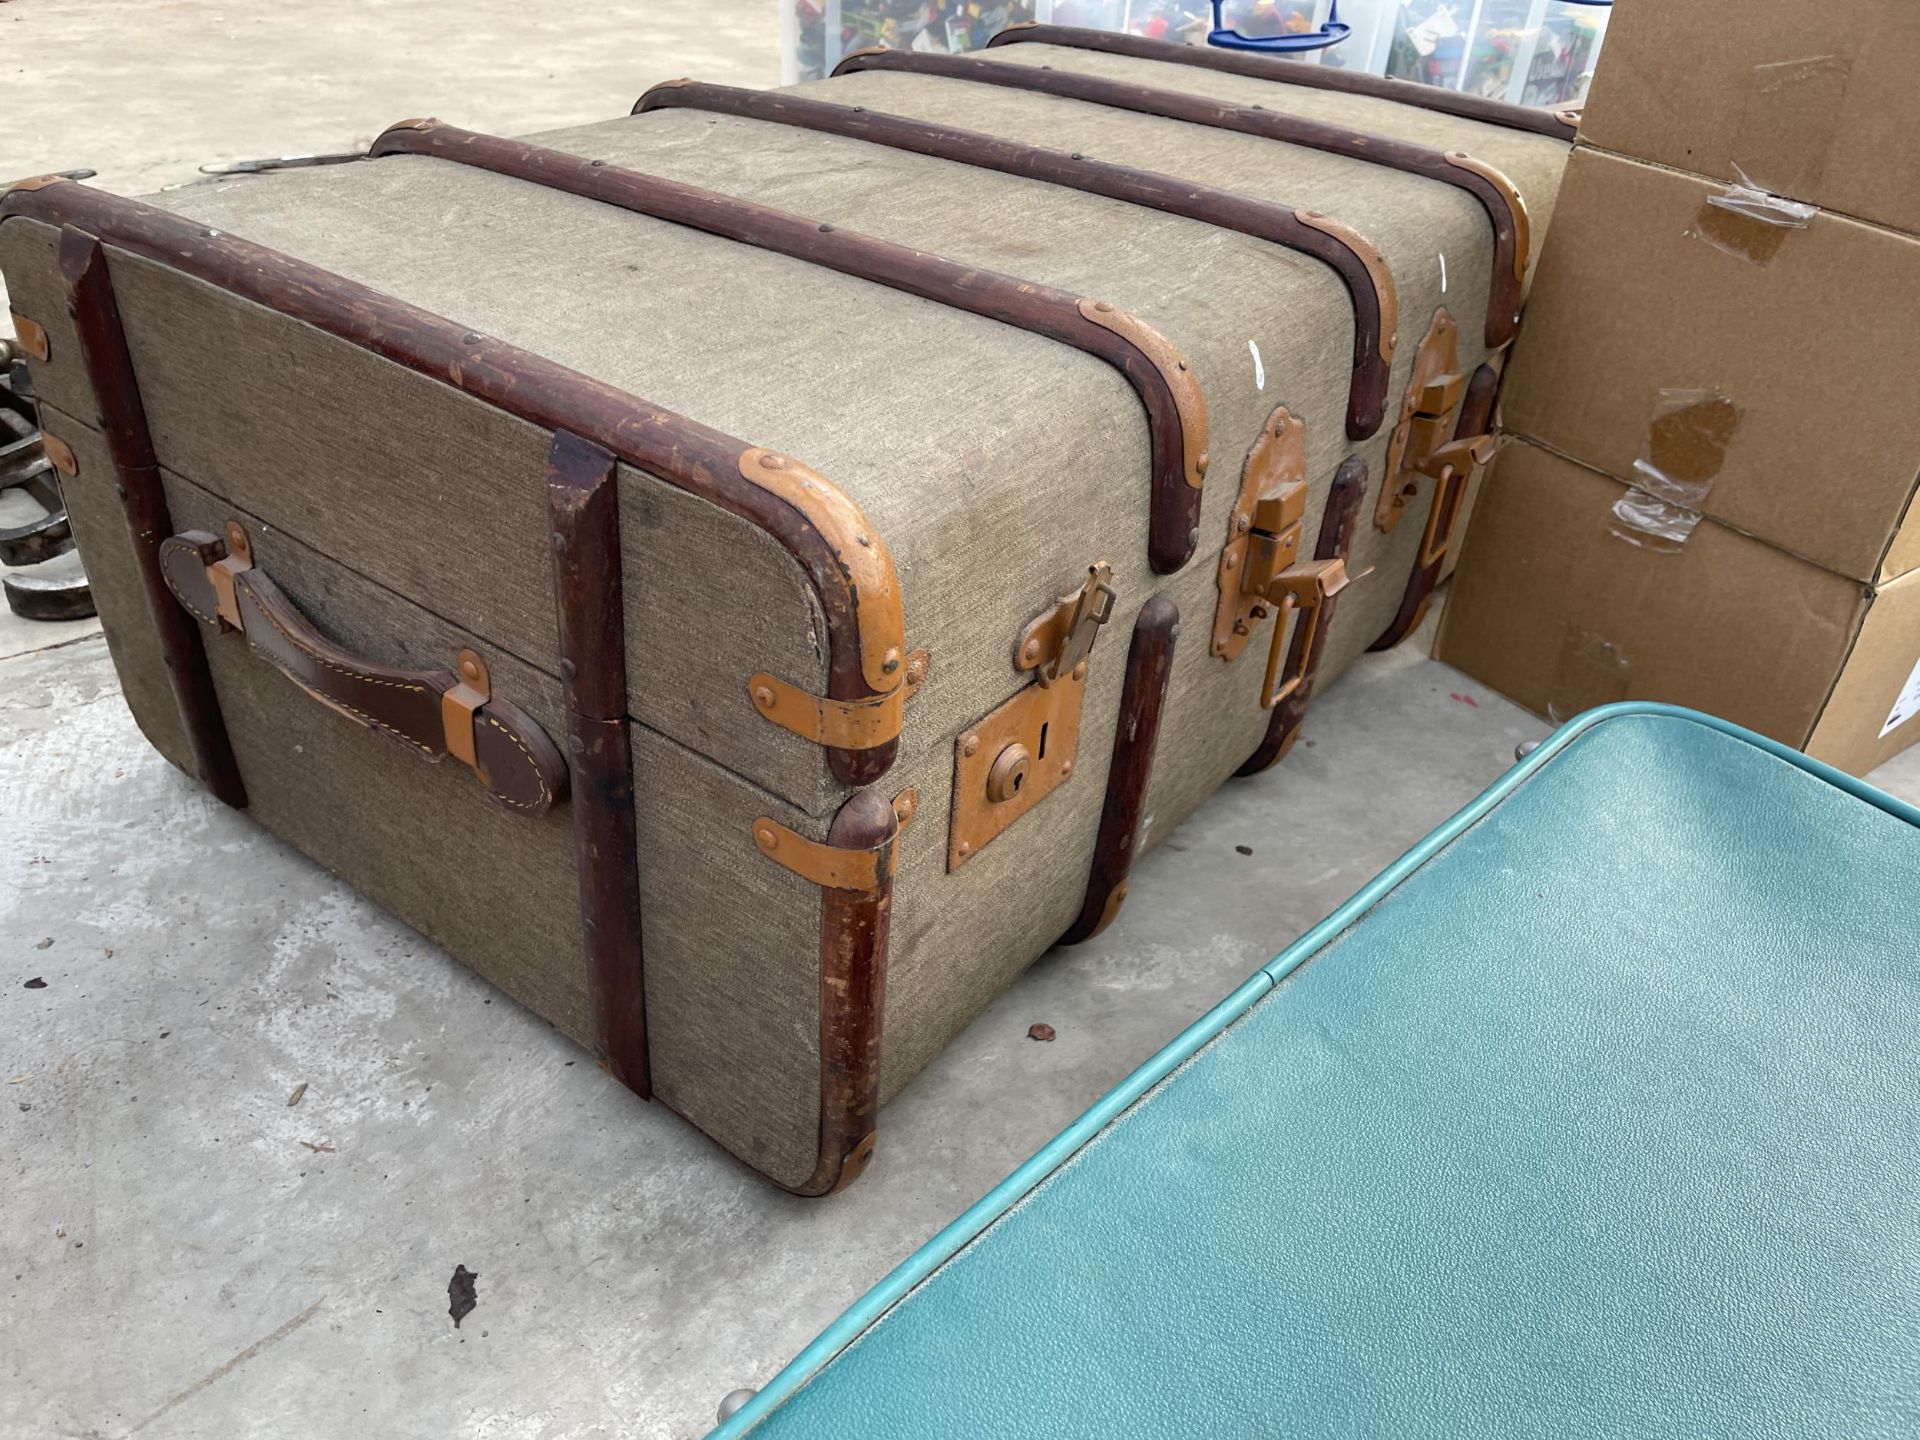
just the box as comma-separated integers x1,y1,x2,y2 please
713,704,1920,1437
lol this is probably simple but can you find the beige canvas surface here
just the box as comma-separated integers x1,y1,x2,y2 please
0,63,1566,1181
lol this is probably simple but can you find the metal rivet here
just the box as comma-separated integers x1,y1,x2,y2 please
755,825,779,852
462,332,483,344
1236,515,1251,534
552,531,566,552
759,452,786,470
962,734,980,757
894,792,918,824
1060,760,1074,777
754,685,775,708
225,521,245,547
856,533,872,547
560,658,577,681
881,648,901,674
819,222,836,233
462,658,482,682
1225,553,1237,570
1021,639,1040,662
589,158,608,167
1094,300,1114,313
1072,661,1087,682
1188,527,1200,546
956,842,972,859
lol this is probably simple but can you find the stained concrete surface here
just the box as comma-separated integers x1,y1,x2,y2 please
7,5,1920,1437
8,616,1919,1439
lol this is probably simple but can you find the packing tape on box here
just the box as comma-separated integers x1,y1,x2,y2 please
1732,56,1850,204
1688,170,1817,265
1608,388,1740,551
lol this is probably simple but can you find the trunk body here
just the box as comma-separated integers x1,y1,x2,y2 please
0,30,1569,1191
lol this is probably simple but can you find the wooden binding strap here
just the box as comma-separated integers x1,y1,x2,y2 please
1060,593,1179,945
1372,363,1499,652
1,178,904,787
749,788,915,1195
1238,455,1367,775
831,47,1530,348
371,119,1210,574
634,80,1396,440
986,22,1579,142
547,431,649,1098
55,226,248,809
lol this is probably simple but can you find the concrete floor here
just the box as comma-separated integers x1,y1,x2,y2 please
8,5,1920,1438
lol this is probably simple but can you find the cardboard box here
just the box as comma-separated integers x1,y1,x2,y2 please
1437,438,1920,776
1500,145,1920,585
1580,0,1920,237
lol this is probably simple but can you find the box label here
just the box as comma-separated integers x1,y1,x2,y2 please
1881,655,1920,738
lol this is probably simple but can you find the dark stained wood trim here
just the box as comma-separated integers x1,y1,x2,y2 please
2,180,896,786
832,47,1528,348
56,225,248,809
547,430,650,1099
370,120,1206,574
634,80,1395,440
1238,455,1367,775
1371,363,1498,652
986,22,1579,142
798,789,899,1196
1060,592,1179,945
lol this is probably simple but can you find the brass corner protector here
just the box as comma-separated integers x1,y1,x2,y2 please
1293,210,1400,361
8,313,50,363
750,650,929,749
41,431,78,477
1076,298,1209,489
738,447,906,695
754,788,918,892
1444,151,1531,280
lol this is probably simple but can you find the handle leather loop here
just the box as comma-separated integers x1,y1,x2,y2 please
158,525,567,815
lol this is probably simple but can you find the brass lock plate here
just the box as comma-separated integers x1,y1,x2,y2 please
947,662,1087,872
948,564,1112,872
1376,308,1465,533
1213,406,1307,662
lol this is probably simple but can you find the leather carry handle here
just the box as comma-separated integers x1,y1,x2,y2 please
158,522,567,814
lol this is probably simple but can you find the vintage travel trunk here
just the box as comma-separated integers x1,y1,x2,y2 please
0,26,1571,1193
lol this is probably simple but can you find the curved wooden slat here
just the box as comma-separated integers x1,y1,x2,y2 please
634,79,1397,440
831,47,1530,347
371,119,1210,575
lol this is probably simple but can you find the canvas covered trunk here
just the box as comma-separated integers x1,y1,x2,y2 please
0,26,1570,1193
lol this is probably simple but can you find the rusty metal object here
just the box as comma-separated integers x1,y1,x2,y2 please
1375,309,1493,535
367,121,1206,575
1059,592,1179,945
0,350,95,621
950,563,1114,871
1373,363,1500,652
831,48,1530,348
738,446,913,701
1075,299,1208,489
8,313,49,362
1210,406,1349,711
547,430,650,1098
753,788,918,892
750,651,928,749
56,225,245,807
1240,456,1367,773
1446,152,1532,283
159,521,566,813
1213,406,1308,662
632,81,1397,439
982,22,1580,141
0,182,903,788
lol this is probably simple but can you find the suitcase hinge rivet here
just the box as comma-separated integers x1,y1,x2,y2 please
755,824,780,853
881,648,901,675
753,685,775,708
962,734,981,757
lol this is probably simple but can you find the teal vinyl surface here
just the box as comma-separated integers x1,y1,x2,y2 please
721,706,1920,1438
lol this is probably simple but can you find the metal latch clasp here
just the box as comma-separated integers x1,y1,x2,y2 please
948,562,1116,872
1258,558,1349,709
